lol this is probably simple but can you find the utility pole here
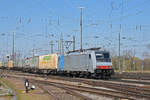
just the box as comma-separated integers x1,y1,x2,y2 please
32,48,35,57
56,40,60,54
12,32,15,67
79,7,84,52
62,34,64,54
123,55,125,72
73,35,75,51
59,33,64,55
59,37,62,55
57,16,60,26
50,40,54,54
118,24,121,73
133,49,136,71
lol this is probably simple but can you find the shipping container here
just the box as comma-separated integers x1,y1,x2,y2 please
16,60,24,67
30,56,39,68
24,56,39,68
8,60,13,68
39,54,57,69
3,61,8,67
24,58,30,67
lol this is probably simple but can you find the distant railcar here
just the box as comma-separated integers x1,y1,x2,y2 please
18,54,57,73
8,60,13,68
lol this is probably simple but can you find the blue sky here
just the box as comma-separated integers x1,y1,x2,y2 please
0,0,150,59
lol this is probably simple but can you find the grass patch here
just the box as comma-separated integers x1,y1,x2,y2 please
0,96,12,100
0,78,51,100
0,78,19,99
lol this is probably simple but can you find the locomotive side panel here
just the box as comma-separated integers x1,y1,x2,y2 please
62,54,93,72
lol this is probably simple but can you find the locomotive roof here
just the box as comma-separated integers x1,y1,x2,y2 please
95,51,110,53
65,50,110,56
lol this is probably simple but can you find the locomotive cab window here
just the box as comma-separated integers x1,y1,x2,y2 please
95,52,111,62
96,54,103,61
103,53,109,58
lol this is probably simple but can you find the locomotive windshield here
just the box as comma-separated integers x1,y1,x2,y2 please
95,52,111,62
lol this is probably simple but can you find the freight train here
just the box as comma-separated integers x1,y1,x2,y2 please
0,49,114,79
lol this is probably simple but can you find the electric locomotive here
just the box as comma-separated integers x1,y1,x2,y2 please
58,49,114,79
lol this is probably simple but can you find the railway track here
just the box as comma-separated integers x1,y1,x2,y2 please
7,75,136,100
3,72,149,100
113,72,150,80
2,70,150,99
63,77,150,99
84,80,150,98
36,83,92,100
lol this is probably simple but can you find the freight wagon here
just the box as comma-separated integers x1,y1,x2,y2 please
16,54,58,74
0,60,14,70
